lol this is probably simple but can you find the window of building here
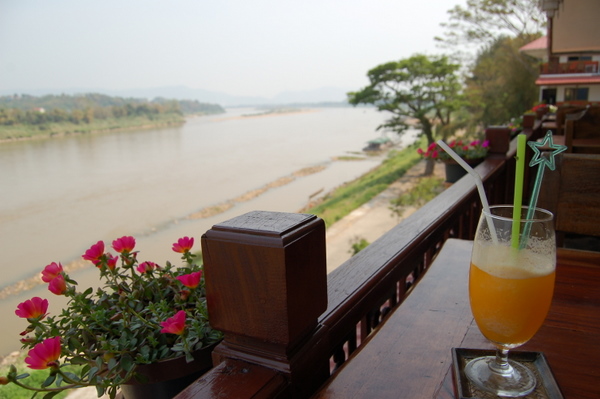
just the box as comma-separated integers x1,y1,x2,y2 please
567,56,592,61
542,88,557,105
564,87,589,101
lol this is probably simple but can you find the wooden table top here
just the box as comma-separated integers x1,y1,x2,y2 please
311,239,600,399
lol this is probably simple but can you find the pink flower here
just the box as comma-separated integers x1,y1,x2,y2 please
112,236,136,254
82,241,105,263
176,271,202,288
160,310,186,335
482,140,490,148
416,148,424,155
137,261,158,273
172,237,194,253
41,262,63,283
48,274,67,295
431,150,439,158
106,253,118,270
25,337,61,370
15,297,49,320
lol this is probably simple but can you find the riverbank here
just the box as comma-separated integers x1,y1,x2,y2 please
0,114,185,143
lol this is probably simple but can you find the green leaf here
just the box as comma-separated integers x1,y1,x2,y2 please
63,372,80,382
69,356,88,364
107,357,117,371
43,391,61,399
95,385,106,398
41,374,56,388
15,372,31,380
88,366,99,380
120,354,135,373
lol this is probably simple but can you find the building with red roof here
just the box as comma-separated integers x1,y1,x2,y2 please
520,0,600,105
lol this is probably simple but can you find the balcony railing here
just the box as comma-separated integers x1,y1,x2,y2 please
174,126,545,399
541,60,599,75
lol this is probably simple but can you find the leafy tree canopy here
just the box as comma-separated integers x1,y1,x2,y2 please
464,33,541,127
436,0,545,51
348,54,464,175
348,54,463,140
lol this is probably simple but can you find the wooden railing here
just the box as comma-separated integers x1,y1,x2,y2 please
175,126,544,398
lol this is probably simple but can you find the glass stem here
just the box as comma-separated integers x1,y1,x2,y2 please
489,348,513,376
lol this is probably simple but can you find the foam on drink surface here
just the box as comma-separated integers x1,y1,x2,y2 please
471,243,555,278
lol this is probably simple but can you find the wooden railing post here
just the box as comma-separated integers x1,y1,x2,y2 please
200,210,329,397
485,126,511,157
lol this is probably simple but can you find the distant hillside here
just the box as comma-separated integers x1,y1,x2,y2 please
0,93,225,141
0,86,352,107
0,93,225,115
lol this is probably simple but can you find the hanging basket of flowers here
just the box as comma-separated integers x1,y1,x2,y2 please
2,236,222,398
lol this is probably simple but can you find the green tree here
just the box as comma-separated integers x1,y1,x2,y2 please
436,0,544,53
435,0,545,130
464,34,541,127
348,54,463,175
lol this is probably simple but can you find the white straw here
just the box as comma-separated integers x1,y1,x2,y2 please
436,140,498,244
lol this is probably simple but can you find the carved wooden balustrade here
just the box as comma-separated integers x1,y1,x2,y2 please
175,127,542,398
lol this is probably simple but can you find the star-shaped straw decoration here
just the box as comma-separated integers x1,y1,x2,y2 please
528,130,568,171
520,130,568,248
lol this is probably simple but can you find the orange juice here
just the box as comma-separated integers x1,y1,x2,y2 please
469,245,555,348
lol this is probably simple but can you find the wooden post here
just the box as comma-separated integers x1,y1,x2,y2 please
201,210,329,396
485,126,511,156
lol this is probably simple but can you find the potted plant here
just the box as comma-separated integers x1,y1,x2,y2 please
1,236,222,398
417,139,489,183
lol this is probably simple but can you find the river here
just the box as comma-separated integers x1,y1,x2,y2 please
0,106,418,356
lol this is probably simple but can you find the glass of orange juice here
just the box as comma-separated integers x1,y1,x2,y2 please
465,205,556,397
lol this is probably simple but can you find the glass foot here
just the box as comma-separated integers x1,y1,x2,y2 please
464,356,536,397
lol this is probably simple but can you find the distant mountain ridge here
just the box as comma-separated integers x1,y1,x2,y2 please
0,85,351,107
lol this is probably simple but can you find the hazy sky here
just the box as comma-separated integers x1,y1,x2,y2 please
1,0,464,98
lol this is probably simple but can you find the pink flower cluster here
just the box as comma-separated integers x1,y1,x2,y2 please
16,235,202,371
417,139,490,161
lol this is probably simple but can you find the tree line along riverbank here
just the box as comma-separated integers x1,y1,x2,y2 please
0,93,225,142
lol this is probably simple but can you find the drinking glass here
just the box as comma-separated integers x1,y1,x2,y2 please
465,205,556,397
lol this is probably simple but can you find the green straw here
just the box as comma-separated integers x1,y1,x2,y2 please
511,134,527,249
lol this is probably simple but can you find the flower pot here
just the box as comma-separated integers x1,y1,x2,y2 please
535,106,548,120
522,114,535,129
120,342,219,399
443,159,484,184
